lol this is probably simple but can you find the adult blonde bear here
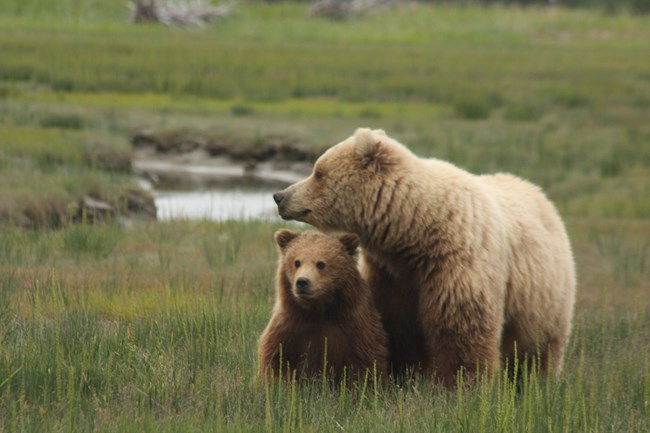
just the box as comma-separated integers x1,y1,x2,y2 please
273,128,576,388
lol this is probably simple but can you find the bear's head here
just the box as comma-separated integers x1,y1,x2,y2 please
274,230,360,308
273,128,409,233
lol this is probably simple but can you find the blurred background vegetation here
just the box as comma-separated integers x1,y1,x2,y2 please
1,1,649,226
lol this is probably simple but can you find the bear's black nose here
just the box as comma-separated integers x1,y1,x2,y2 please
273,192,284,205
296,277,310,293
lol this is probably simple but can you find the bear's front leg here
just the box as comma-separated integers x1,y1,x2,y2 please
360,252,429,377
430,324,502,388
259,343,290,383
420,283,503,388
259,321,302,383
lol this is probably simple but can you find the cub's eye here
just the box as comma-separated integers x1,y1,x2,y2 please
314,171,323,180
294,260,301,268
316,261,326,270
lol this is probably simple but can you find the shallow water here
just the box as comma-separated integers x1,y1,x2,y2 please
134,158,309,221
154,187,280,221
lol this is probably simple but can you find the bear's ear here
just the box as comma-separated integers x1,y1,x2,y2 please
275,230,300,253
354,128,389,171
338,233,360,257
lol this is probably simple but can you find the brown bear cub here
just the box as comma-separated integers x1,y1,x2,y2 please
258,230,389,385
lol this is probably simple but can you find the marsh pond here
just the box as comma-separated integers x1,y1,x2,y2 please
131,129,316,221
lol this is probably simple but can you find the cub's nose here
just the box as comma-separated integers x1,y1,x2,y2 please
295,277,311,294
273,192,284,205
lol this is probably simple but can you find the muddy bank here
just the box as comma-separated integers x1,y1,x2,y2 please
1,187,157,229
131,128,322,164
131,129,317,190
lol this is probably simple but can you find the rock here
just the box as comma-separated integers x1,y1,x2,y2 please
124,188,157,220
308,0,396,19
73,196,115,224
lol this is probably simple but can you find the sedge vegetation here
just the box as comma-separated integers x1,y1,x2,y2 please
0,2,648,432
0,219,648,432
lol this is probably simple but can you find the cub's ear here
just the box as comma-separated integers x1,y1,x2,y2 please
275,230,300,253
354,128,389,171
338,233,360,257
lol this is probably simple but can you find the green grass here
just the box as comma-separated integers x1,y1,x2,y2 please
0,219,648,432
1,3,649,105
2,13,649,106
1,2,649,222
0,2,649,431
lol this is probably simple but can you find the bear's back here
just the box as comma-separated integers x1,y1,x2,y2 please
479,172,566,237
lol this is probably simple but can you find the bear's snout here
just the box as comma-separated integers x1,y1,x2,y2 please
295,277,311,295
274,186,312,221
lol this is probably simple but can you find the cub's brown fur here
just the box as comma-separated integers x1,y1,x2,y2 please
258,230,389,384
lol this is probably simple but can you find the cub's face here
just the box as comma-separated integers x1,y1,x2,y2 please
274,230,359,306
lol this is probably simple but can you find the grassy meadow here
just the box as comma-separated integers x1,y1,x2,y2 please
1,1,649,432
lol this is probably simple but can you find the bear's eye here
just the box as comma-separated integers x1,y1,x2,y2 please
316,261,326,270
294,260,301,268
314,171,323,180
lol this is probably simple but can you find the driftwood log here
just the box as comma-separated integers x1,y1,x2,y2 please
130,0,231,27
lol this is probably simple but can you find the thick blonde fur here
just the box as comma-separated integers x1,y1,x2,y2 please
274,128,576,388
